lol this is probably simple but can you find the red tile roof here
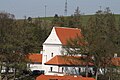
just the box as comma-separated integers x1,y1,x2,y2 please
27,53,42,64
112,57,120,66
45,55,93,66
36,74,95,80
55,27,83,45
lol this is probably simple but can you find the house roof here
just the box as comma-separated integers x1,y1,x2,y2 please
45,55,93,66
112,57,120,66
36,74,95,80
55,27,83,45
27,53,42,64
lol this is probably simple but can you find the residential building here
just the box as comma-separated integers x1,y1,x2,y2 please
42,27,93,75
27,53,43,71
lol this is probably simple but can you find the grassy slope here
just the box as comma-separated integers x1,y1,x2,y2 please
41,14,120,26
82,14,120,26
17,14,120,27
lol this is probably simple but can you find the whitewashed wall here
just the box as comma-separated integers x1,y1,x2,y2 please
29,63,43,71
42,27,63,74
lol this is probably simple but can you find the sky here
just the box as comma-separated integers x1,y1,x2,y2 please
0,0,120,19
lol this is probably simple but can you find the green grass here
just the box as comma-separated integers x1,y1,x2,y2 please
41,14,120,25
17,14,120,27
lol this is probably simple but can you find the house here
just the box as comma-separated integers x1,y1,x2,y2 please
36,74,95,80
42,27,93,75
45,55,94,75
27,53,43,71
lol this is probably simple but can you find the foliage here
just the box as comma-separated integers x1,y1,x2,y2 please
69,6,82,28
65,7,120,80
51,7,83,29
0,12,28,79
0,12,50,79
84,7,120,80
33,18,51,52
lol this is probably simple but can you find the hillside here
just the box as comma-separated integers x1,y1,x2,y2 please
17,14,120,28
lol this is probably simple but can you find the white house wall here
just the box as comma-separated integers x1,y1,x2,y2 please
42,27,63,74
29,63,43,71
42,44,62,63
42,44,62,73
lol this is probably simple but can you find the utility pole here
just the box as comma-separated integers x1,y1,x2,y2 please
64,0,67,16
44,5,47,27
99,6,102,11
45,5,47,18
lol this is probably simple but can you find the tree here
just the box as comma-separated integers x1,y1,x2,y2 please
65,8,120,80
0,12,17,79
68,6,83,28
52,14,60,26
0,12,34,79
85,7,120,80
33,21,50,53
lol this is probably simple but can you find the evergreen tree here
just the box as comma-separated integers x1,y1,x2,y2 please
68,6,82,28
52,14,60,26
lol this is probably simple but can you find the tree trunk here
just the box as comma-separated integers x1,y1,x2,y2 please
85,65,88,77
0,63,2,80
13,68,17,80
4,66,9,80
109,76,111,80
95,68,99,80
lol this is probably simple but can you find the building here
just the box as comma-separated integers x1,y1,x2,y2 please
42,27,93,75
27,53,43,71
45,55,94,75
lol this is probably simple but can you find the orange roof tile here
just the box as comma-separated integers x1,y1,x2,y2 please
112,57,120,66
27,53,42,63
45,55,94,66
36,74,95,80
55,27,83,45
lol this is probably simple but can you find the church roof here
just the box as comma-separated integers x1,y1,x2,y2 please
55,27,82,45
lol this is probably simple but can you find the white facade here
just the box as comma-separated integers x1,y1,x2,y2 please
29,63,43,71
43,27,62,45
42,27,63,73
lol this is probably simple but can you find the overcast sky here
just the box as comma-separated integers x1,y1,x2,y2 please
0,0,120,19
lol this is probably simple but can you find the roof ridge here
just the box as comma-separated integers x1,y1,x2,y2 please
54,26,80,30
